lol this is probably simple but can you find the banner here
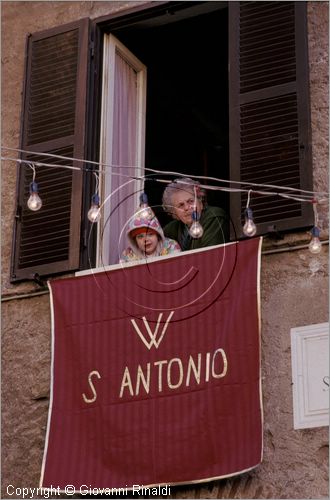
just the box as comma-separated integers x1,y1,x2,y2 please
40,238,263,492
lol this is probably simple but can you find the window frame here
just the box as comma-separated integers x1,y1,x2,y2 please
11,1,316,282
97,33,147,266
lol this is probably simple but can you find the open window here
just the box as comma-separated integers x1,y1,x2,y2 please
98,34,146,266
11,1,314,281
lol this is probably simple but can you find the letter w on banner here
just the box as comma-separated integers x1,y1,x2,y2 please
40,238,263,492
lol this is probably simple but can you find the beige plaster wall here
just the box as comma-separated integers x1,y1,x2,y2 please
2,251,329,499
1,2,329,499
308,1,329,227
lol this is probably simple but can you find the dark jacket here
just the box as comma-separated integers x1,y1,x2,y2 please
163,206,229,251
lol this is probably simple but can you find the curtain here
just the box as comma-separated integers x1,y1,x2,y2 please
106,50,138,264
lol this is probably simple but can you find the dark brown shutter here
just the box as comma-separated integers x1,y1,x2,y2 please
229,1,313,238
11,19,89,281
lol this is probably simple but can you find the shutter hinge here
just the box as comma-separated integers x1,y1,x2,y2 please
33,273,46,287
15,205,22,221
83,228,88,248
90,40,95,59
299,143,306,159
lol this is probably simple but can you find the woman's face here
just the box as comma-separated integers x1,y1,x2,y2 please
135,232,159,255
171,190,203,226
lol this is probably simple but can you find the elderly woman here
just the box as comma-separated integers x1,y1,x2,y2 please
162,178,228,251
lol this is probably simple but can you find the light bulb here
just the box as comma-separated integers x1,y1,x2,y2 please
140,192,148,205
309,226,322,254
243,207,257,237
138,206,153,219
27,181,42,211
139,192,152,219
189,211,204,239
88,194,101,223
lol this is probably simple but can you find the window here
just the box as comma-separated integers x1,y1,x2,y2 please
98,34,146,266
11,1,313,282
11,19,89,281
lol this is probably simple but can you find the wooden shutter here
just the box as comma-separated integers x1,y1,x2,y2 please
229,1,313,238
11,19,89,281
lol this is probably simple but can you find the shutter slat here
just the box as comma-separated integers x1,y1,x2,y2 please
241,155,299,168
11,19,89,281
22,230,70,249
229,2,313,237
239,2,296,94
18,146,74,266
27,29,80,146
29,97,76,115
20,213,72,229
240,2,294,22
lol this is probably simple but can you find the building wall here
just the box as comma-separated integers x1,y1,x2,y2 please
1,2,328,499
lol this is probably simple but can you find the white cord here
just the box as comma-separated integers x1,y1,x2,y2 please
2,146,328,198
1,155,327,204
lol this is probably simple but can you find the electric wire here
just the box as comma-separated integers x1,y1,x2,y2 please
1,146,328,202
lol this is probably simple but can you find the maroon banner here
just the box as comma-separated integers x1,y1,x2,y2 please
40,238,263,492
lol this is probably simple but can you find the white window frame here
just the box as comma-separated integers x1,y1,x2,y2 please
97,33,147,266
291,322,329,429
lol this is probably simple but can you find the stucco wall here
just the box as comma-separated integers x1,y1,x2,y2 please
2,251,329,499
1,2,329,499
308,1,329,228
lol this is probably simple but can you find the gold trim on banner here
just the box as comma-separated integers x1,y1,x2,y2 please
40,238,264,491
43,461,262,495
257,236,264,464
39,281,55,489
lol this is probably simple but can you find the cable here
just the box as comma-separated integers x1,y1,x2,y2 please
1,154,328,206
3,153,323,204
1,145,328,199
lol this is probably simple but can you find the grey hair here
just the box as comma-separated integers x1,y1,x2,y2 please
162,178,206,217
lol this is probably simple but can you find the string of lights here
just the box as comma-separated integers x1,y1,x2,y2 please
2,154,326,204
1,145,328,254
2,146,328,199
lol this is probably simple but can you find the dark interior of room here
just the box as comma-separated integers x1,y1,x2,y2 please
113,4,229,226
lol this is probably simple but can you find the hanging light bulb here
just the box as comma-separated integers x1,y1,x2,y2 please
189,210,204,239
309,226,322,254
139,192,152,219
88,193,101,223
27,181,42,211
88,172,101,223
243,207,257,237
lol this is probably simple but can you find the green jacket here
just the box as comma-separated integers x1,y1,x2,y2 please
163,206,229,251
